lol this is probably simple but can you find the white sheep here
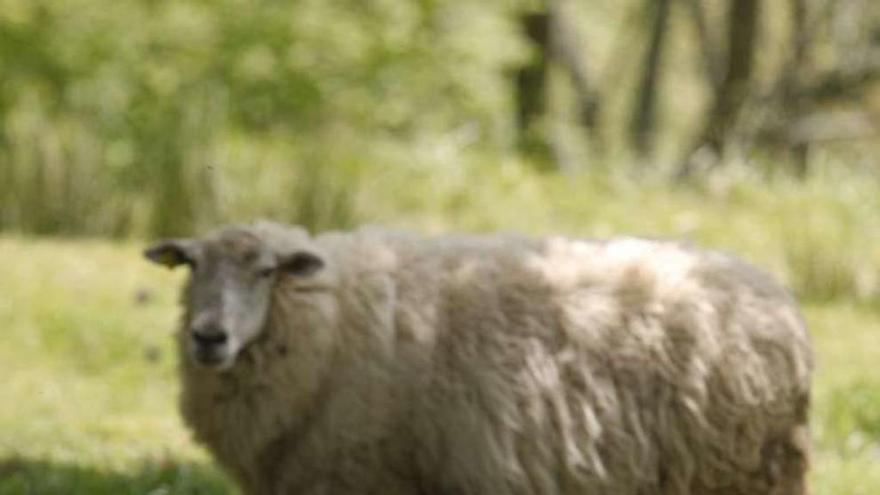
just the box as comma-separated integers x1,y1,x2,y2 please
145,221,813,495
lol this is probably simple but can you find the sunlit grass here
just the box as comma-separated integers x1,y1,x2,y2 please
806,304,880,495
0,223,878,494
0,237,232,494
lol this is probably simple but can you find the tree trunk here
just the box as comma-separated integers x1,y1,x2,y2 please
681,0,723,89
630,0,672,159
515,12,551,156
784,0,810,177
549,0,602,142
678,0,761,179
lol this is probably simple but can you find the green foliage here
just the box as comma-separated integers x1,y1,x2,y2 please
2,0,878,242
0,0,527,236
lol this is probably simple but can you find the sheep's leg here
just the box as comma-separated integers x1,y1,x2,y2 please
758,423,811,495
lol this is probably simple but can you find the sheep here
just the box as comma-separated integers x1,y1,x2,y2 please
145,221,813,495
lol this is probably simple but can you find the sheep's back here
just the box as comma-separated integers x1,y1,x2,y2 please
404,236,811,494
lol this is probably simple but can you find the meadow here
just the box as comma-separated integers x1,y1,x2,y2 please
1,163,879,495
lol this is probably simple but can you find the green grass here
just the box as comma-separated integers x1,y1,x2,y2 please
807,304,880,495
0,237,232,494
1,163,879,493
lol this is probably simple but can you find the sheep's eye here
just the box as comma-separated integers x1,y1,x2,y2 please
256,266,276,278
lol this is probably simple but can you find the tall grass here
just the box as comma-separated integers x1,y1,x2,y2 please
1,111,879,306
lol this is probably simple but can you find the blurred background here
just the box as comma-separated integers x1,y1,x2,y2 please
0,0,879,493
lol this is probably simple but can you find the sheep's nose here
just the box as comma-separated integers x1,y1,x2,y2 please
192,327,228,347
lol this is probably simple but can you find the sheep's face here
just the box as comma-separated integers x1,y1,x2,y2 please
145,226,325,371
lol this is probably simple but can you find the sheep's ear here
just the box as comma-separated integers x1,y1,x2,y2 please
279,250,325,277
144,239,198,269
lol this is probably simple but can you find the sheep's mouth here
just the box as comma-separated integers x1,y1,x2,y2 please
191,347,235,370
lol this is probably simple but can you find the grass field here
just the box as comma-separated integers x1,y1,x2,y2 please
1,169,879,494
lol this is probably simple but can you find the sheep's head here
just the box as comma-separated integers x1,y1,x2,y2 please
144,222,326,371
